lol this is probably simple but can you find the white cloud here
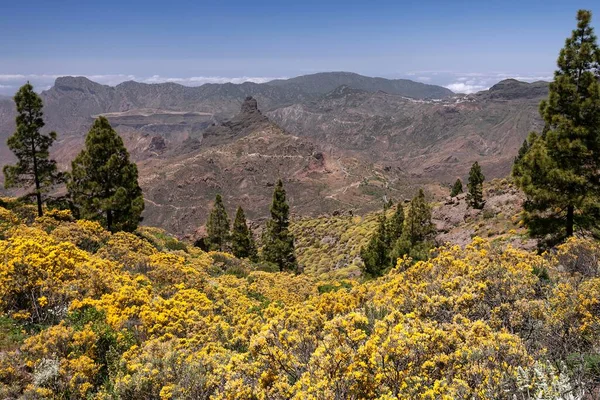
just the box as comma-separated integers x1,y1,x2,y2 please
501,74,553,82
445,82,488,94
83,74,137,85
440,71,552,94
416,76,431,82
0,74,63,81
141,75,282,85
0,74,26,80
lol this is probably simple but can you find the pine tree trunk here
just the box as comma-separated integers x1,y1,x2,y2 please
107,209,113,232
31,139,43,217
35,192,42,217
566,205,574,237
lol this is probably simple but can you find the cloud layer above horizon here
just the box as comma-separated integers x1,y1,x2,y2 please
407,71,553,94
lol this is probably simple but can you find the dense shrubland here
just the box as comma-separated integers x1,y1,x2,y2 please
1,199,599,399
1,9,600,399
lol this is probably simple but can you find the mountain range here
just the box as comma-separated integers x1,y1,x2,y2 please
0,72,548,236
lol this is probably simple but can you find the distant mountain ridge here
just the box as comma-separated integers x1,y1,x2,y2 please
26,72,453,138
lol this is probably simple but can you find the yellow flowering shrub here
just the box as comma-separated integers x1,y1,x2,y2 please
1,200,599,398
96,231,158,272
20,322,100,397
51,219,110,253
0,206,20,237
0,227,122,324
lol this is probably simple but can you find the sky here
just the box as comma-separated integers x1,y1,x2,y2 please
0,0,598,95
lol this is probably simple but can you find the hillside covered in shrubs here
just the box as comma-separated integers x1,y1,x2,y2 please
1,198,599,399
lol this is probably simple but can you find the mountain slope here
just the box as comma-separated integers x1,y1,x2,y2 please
0,75,549,234
138,97,409,235
268,80,548,182
266,71,454,98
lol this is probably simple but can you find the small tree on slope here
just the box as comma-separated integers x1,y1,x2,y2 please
232,206,258,261
206,194,231,252
361,209,390,277
467,162,485,209
262,179,297,271
3,83,64,217
450,179,463,197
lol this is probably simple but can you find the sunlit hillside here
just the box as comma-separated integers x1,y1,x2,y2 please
1,198,599,399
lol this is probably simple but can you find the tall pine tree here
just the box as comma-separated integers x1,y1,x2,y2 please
360,210,390,277
3,83,64,217
391,189,435,264
231,206,257,261
514,10,600,245
206,194,231,251
68,117,144,232
403,189,435,245
512,138,531,179
262,179,297,271
387,202,404,244
467,161,485,209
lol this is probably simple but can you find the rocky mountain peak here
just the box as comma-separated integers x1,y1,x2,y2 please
241,96,260,114
53,76,107,92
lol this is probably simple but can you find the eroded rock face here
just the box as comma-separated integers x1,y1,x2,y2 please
200,96,270,146
148,136,166,152
241,96,259,114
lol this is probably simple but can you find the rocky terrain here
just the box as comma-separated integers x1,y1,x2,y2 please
432,179,535,250
0,72,549,236
289,178,535,280
138,97,409,235
268,80,547,182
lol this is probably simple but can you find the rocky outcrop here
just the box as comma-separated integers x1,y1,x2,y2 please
240,96,259,114
201,96,270,146
433,182,536,250
147,136,166,152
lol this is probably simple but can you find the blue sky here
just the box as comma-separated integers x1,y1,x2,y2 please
0,0,598,94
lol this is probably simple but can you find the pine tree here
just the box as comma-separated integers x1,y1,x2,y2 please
515,138,530,164
390,189,436,263
360,211,390,277
403,189,435,245
68,116,144,232
467,161,485,209
513,10,600,245
390,189,435,264
387,202,404,244
231,206,257,261
3,83,64,217
450,179,463,197
206,194,231,252
512,138,531,179
262,179,297,271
